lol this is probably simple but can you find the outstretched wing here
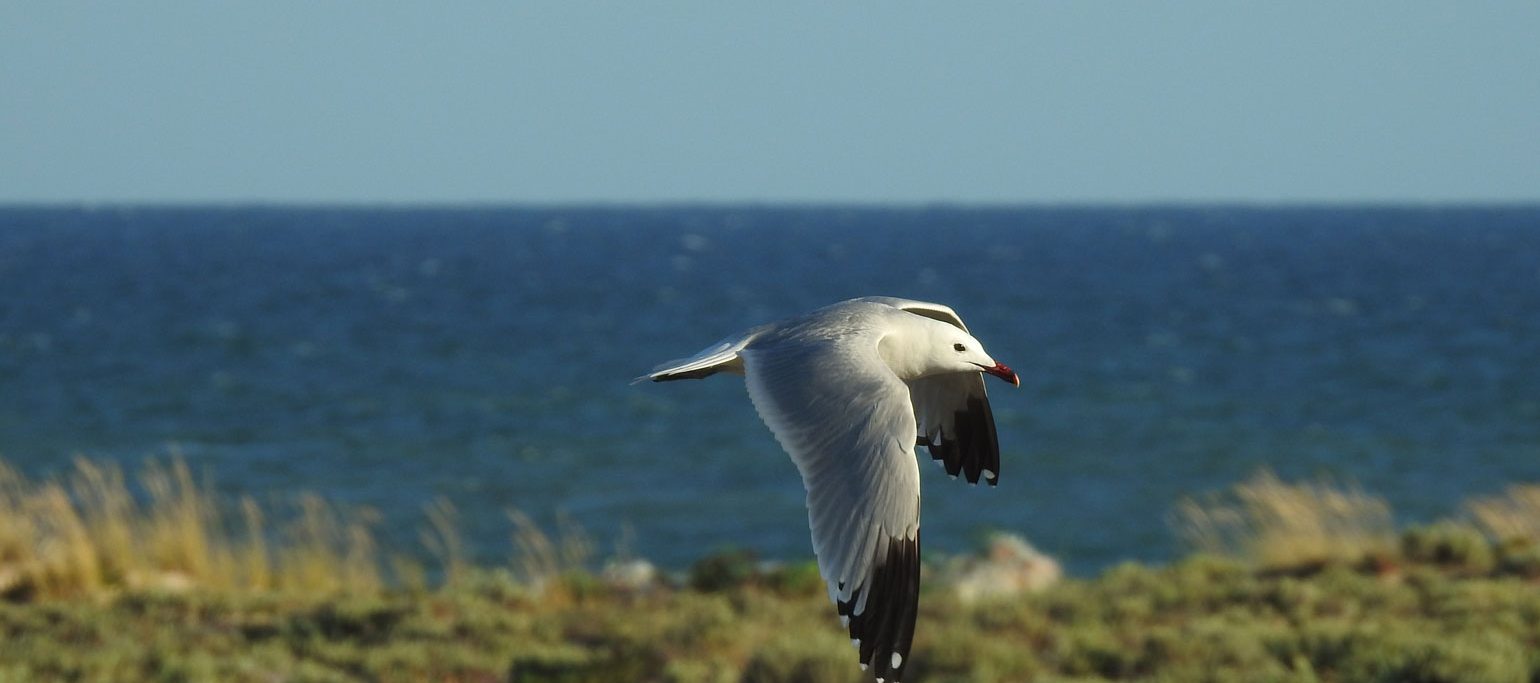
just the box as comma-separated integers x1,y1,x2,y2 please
852,296,971,332
741,337,920,683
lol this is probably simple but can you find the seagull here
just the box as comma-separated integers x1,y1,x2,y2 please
641,296,1019,683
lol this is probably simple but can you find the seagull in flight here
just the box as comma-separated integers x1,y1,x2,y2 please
642,296,1019,682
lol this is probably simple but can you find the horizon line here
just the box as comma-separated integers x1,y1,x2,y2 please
3,199,1539,211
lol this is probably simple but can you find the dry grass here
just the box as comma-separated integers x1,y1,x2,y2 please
0,455,611,602
0,456,386,599
1465,483,1540,544
274,493,383,595
1171,469,1397,571
8,454,1540,681
420,496,466,588
509,508,593,587
11,450,1540,614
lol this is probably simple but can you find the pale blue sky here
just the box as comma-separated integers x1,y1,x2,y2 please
2,2,1537,204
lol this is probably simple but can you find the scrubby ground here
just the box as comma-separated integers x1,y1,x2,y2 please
4,459,1540,682
3,551,1540,683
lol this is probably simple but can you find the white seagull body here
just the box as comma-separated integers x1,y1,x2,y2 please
642,296,1019,683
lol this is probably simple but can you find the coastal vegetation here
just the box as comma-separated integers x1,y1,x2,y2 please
2,457,1539,682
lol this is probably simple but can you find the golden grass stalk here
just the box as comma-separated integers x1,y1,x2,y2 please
509,509,592,586
557,511,594,571
31,484,105,597
391,553,429,594
421,497,466,587
510,509,558,583
275,494,382,595
0,455,394,599
140,457,227,587
66,457,137,586
1171,469,1396,570
0,462,30,593
1465,484,1540,544
2,455,629,601
239,496,273,591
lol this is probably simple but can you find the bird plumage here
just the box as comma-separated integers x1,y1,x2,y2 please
643,297,1017,682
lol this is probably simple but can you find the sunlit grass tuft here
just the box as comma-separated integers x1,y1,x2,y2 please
1463,483,1540,579
238,496,272,591
0,456,389,599
274,493,383,595
0,455,622,603
420,497,465,588
1465,483,1540,544
1171,469,1396,571
140,456,227,589
509,508,595,597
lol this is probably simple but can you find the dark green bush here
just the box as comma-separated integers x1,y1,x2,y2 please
1494,538,1540,579
1401,523,1495,574
687,548,759,592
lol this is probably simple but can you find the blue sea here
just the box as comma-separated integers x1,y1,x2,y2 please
1,205,1537,575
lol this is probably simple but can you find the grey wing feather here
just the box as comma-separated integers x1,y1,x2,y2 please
851,296,970,332
741,337,920,682
638,326,763,383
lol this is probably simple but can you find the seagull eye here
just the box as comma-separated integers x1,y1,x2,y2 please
953,343,966,352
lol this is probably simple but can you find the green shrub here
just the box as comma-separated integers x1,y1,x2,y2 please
762,560,824,597
1401,522,1495,574
1331,630,1529,683
1494,538,1540,579
687,548,759,592
740,633,866,683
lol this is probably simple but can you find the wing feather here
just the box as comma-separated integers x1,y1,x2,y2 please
741,337,920,682
909,372,1001,485
852,296,970,332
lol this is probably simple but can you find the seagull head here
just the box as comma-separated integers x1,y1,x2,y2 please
959,342,1020,388
902,319,1020,387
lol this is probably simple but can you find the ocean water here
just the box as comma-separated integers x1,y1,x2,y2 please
1,205,1537,575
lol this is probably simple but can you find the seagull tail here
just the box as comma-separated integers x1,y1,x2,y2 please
633,332,756,384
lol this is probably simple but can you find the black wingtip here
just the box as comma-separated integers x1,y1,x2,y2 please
835,532,920,683
926,396,1001,486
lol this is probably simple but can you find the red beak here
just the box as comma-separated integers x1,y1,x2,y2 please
982,362,1020,387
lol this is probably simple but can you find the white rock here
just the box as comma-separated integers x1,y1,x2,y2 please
944,532,1061,603
600,559,658,591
